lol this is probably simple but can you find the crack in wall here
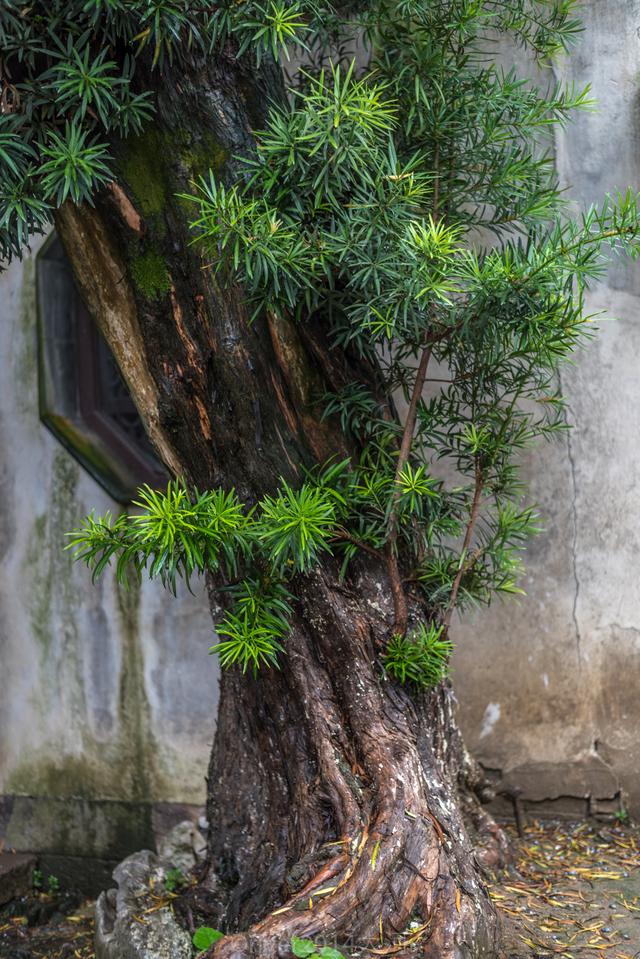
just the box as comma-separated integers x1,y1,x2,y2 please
609,622,640,638
558,368,583,670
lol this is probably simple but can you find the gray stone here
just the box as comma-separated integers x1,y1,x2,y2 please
4,796,154,861
501,757,619,805
157,820,206,876
0,852,36,905
95,850,192,959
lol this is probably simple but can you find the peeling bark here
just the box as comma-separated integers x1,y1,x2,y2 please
54,200,184,478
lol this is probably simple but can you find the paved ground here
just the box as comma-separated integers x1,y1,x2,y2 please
0,821,638,958
491,821,640,958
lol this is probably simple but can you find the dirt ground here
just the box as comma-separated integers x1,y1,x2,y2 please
0,821,638,958
0,894,95,959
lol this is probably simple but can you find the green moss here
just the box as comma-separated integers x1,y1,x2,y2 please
130,249,171,299
42,413,133,503
180,132,229,181
177,134,230,224
18,257,37,391
119,129,168,217
25,514,53,658
23,453,80,663
114,577,155,803
46,414,119,474
7,754,118,800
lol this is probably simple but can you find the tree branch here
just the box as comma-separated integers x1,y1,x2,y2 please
331,529,383,561
385,345,432,637
442,460,484,634
383,143,454,638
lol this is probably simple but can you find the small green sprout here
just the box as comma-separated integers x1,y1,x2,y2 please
47,874,61,895
193,926,224,952
384,624,453,689
291,937,345,959
164,867,187,893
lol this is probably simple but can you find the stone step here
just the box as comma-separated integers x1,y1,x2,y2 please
0,853,36,906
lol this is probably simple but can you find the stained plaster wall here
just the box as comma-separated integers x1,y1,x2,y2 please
0,236,218,886
452,0,640,819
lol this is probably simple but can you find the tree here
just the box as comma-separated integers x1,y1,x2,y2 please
2,1,639,955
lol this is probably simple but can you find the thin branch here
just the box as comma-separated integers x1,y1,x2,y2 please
384,143,448,638
385,345,432,637
393,348,433,497
442,460,484,634
331,529,382,561
432,141,441,220
521,226,636,287
386,549,409,638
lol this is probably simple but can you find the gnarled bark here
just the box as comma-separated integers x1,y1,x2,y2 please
54,46,506,959
206,566,502,959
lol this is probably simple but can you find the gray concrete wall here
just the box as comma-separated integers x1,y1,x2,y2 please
453,0,640,819
2,2,640,883
0,237,218,886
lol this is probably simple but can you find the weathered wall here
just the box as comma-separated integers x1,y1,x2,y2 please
0,237,219,887
2,2,640,886
453,0,640,819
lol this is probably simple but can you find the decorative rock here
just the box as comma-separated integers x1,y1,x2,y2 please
157,820,206,876
0,853,36,906
95,850,192,959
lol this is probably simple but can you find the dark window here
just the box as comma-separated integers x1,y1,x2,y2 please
37,233,166,502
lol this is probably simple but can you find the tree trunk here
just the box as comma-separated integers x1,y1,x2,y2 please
206,565,505,959
54,47,506,959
